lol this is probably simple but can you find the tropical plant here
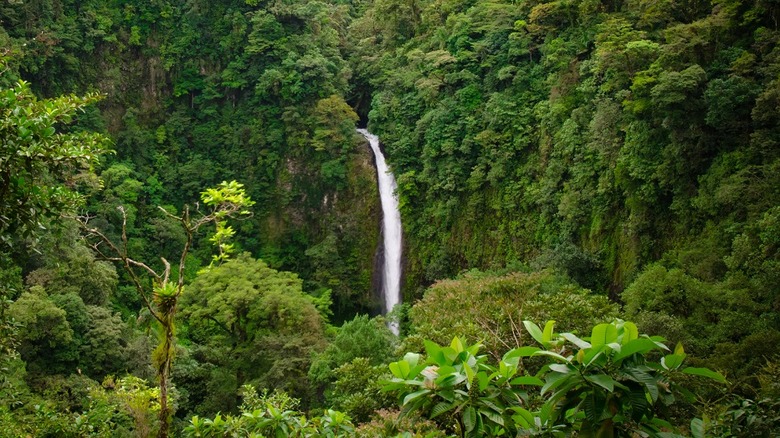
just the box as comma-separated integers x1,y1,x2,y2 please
384,337,544,437
183,385,355,437
517,319,726,437
384,320,727,437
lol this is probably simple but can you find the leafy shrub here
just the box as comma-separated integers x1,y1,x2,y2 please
384,320,726,437
328,357,395,423
409,269,617,359
183,385,355,437
355,409,448,438
309,314,396,386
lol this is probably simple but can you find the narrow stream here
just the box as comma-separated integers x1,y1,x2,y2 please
357,129,402,335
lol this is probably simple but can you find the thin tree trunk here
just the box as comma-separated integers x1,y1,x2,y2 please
157,320,174,438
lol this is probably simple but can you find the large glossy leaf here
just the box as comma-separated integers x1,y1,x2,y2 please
523,320,544,345
504,346,540,360
511,407,535,428
477,371,490,391
480,408,505,427
562,332,591,349
533,350,570,363
612,338,661,362
424,341,445,365
682,367,727,383
402,389,431,406
546,377,584,406
627,384,650,421
585,374,615,392
431,402,457,418
549,363,573,374
389,359,410,379
582,390,607,425
583,344,606,366
626,369,659,402
451,337,465,353
463,406,477,433
591,323,618,346
542,320,556,343
691,418,705,438
621,321,639,344
541,371,571,395
463,361,476,386
661,353,685,370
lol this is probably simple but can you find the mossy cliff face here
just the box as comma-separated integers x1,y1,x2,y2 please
355,0,780,304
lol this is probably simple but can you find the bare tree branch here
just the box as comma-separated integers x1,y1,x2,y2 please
77,211,163,324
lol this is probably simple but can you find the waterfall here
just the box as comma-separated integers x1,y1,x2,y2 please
357,128,402,335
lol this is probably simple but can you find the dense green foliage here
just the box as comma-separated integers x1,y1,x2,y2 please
408,268,618,358
0,70,109,247
2,0,779,435
386,321,726,437
180,253,327,413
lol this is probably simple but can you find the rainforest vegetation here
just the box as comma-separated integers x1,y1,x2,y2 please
1,0,779,436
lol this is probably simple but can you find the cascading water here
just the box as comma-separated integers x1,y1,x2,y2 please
357,128,402,335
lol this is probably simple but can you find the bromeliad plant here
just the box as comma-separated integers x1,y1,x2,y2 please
383,337,544,437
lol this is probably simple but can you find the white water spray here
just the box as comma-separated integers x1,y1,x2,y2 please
357,128,402,335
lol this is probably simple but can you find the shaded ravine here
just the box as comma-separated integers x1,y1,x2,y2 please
357,129,402,335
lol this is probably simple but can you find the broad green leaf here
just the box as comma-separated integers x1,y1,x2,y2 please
549,364,572,374
626,369,659,402
424,340,446,365
463,406,477,432
481,408,505,427
621,321,639,344
613,338,661,362
691,418,705,438
431,402,456,418
477,371,490,391
541,371,578,395
542,320,556,343
533,350,569,363
591,323,618,346
661,353,685,370
582,391,605,425
511,407,534,428
585,374,615,392
682,367,727,383
546,377,584,406
504,346,540,359
463,361,476,385
562,332,591,349
402,389,431,406
627,385,649,421
389,360,410,379
583,344,606,366
441,346,458,364
523,321,544,345
450,337,465,353
436,371,467,387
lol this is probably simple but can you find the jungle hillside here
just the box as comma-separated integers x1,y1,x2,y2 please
1,0,779,436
